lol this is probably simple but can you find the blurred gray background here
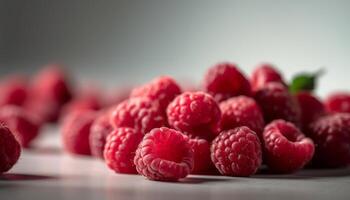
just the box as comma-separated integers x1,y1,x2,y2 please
0,0,349,96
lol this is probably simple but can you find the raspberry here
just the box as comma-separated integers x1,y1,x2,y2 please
89,110,113,159
110,97,166,135
0,106,41,147
60,94,101,121
219,96,265,135
0,76,28,107
254,82,301,125
250,63,285,91
0,125,21,173
167,92,221,140
203,62,252,102
307,113,350,168
263,120,314,173
211,127,262,176
325,92,350,113
61,110,97,155
295,92,325,131
188,138,212,174
24,95,61,124
134,127,193,181
130,76,181,111
104,127,143,174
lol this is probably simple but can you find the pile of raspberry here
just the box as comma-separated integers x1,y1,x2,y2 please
2,62,350,182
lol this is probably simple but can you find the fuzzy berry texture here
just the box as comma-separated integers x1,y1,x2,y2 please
219,96,265,136
263,120,314,173
130,76,182,111
0,106,40,147
89,111,113,159
0,76,28,107
254,82,301,125
134,127,193,181
104,127,143,174
203,62,251,102
110,97,166,135
211,127,262,177
62,110,97,155
325,92,350,114
0,125,21,173
308,113,350,168
295,92,325,131
167,92,221,140
250,63,285,91
188,138,212,174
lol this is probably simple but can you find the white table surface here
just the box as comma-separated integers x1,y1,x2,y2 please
1,126,350,200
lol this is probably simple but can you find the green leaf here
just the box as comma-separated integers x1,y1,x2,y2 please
289,69,324,94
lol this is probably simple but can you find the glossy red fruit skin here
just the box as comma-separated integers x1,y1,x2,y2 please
104,127,143,174
203,62,252,102
0,76,28,107
254,82,301,126
325,92,350,113
295,92,325,131
130,76,182,111
188,138,213,174
263,120,314,173
219,96,265,136
0,125,21,173
167,92,221,140
0,106,41,148
307,113,350,168
250,63,285,91
110,97,167,135
89,110,113,159
211,127,262,177
61,110,97,155
134,127,193,181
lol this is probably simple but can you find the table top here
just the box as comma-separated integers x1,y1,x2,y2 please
1,126,350,200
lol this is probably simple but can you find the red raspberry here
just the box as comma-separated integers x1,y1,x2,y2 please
188,138,212,174
211,127,262,176
254,82,301,125
89,110,113,159
134,127,193,181
104,127,143,174
325,92,350,113
203,62,252,102
61,110,97,155
0,125,21,173
166,92,221,140
0,106,41,148
308,113,350,168
60,94,101,121
24,95,61,124
0,76,28,107
295,92,325,131
110,97,166,135
130,76,181,111
263,120,314,173
219,96,265,136
250,63,285,91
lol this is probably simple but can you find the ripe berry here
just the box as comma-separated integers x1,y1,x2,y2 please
219,96,264,136
211,127,262,177
254,82,301,125
134,127,193,181
250,63,285,91
188,138,212,174
0,125,21,173
203,62,251,102
110,97,166,135
0,76,28,107
167,92,221,140
0,106,41,147
61,110,97,155
325,92,350,113
60,94,101,121
104,127,143,174
130,76,181,111
89,110,113,159
295,92,325,131
308,113,350,168
263,120,314,173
